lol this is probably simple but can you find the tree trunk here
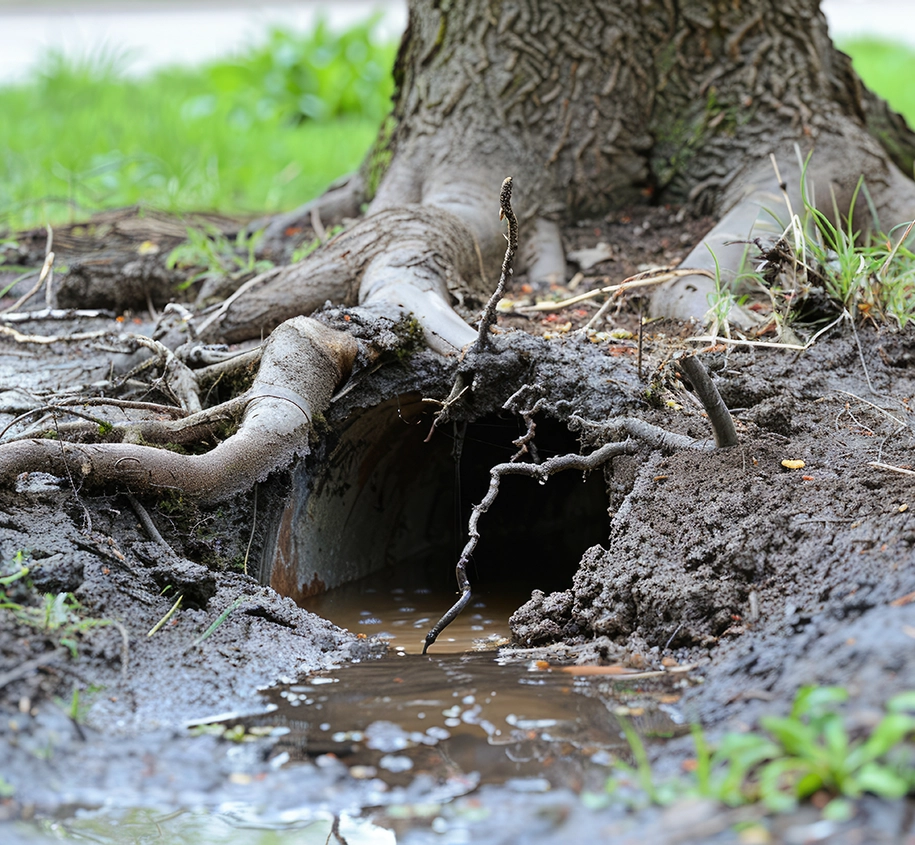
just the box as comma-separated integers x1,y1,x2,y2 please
251,0,915,332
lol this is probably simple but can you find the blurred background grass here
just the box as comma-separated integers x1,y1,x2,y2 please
0,16,395,233
0,21,913,234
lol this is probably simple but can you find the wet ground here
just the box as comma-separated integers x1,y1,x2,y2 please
3,205,915,843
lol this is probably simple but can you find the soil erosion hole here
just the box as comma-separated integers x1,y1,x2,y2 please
259,396,610,624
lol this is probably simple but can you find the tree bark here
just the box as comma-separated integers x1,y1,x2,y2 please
249,0,915,335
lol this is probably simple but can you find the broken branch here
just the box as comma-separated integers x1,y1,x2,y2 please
423,438,638,652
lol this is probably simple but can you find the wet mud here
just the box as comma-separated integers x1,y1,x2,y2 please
2,208,915,842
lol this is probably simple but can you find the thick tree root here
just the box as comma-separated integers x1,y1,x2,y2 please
0,318,356,502
205,205,488,354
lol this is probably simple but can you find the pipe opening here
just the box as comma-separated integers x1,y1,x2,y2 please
261,397,611,635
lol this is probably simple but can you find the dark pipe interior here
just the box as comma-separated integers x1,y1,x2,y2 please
262,399,612,604
430,413,610,594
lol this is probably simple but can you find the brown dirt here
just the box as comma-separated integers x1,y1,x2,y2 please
2,206,915,843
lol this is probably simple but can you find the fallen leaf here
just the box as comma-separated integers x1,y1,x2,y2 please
890,591,915,607
781,459,805,469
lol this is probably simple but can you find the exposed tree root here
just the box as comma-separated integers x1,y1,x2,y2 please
203,205,488,354
0,317,356,502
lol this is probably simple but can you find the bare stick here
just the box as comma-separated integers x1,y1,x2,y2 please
1,229,54,315
0,648,67,689
127,492,174,554
43,226,56,309
0,324,108,344
54,397,189,417
569,415,716,452
474,176,517,351
519,267,715,313
127,334,202,413
868,461,915,477
0,308,115,323
423,439,638,652
678,354,739,448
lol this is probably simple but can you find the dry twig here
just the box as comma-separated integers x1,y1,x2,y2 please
423,439,638,652
474,176,517,351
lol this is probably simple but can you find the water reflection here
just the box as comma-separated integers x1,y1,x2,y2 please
232,651,686,797
300,566,531,654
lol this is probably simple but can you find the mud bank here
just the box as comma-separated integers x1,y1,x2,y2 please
2,208,915,842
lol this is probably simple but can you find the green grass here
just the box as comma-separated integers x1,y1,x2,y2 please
0,18,396,233
0,27,911,235
603,687,915,821
840,38,915,126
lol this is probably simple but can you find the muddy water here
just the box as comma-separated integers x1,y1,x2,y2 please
8,571,689,844
227,569,690,798
249,653,687,793
299,564,532,654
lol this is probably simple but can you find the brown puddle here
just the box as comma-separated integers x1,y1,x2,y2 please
299,564,532,654
223,570,691,795
251,652,688,793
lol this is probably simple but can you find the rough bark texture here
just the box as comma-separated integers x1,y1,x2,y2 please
6,4,915,828
377,0,915,220
244,0,915,339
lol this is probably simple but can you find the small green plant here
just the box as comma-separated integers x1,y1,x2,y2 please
723,160,915,335
166,225,274,289
56,685,103,723
752,687,915,813
705,242,752,339
2,553,109,659
606,686,915,818
290,224,344,263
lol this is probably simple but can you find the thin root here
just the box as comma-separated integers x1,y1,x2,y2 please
423,439,638,652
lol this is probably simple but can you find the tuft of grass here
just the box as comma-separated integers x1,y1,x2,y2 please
0,18,396,233
166,225,274,290
710,155,915,337
605,686,915,819
1,551,109,658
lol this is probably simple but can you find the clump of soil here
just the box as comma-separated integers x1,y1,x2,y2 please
509,329,915,728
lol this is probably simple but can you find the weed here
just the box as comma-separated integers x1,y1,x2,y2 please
290,224,344,263
714,158,915,336
606,686,915,818
192,594,248,647
705,243,737,339
56,685,103,723
166,226,274,290
752,687,915,812
1,552,109,658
